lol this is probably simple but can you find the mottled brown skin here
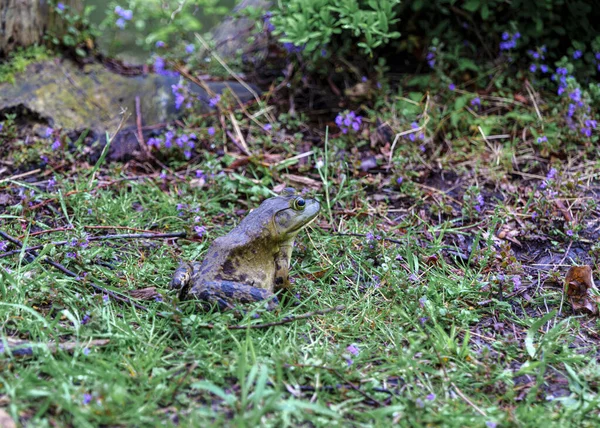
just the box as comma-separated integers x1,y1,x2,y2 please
170,188,320,310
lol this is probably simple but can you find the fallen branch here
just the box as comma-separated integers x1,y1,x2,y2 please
0,231,151,312
0,232,187,259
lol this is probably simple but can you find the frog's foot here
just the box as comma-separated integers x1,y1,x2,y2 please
189,280,279,311
170,262,201,299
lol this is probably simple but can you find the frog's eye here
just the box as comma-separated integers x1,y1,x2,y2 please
292,197,306,210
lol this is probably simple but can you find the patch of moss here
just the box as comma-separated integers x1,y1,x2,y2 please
0,45,51,84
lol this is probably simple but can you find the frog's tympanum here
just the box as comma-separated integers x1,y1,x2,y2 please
170,188,320,309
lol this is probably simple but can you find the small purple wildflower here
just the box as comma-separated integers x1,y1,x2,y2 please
471,97,481,106
540,64,549,73
51,139,61,151
529,64,537,73
486,422,498,428
154,295,163,302
537,136,548,144
209,94,221,108
566,229,574,236
207,126,216,136
116,18,126,29
335,111,362,134
426,50,436,68
346,344,360,356
147,137,161,148
103,294,109,303
82,393,92,405
361,76,368,82
83,347,90,356
320,48,327,57
499,32,520,51
57,2,65,11
47,176,56,191
82,313,91,324
164,131,174,148
418,297,427,308
155,41,165,48
0,123,3,132
426,393,436,401
513,275,522,291
172,83,186,110
194,225,206,238
185,44,195,54
573,50,582,59
546,168,557,180
365,232,374,241
448,83,456,91
70,238,78,247
159,170,167,180
396,177,403,185
66,252,76,258
263,123,272,131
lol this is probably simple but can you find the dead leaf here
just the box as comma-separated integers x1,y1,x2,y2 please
0,409,15,428
564,265,600,315
282,174,322,189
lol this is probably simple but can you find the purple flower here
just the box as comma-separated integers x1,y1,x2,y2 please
513,275,521,291
321,48,327,57
57,3,65,11
82,313,91,324
546,168,557,180
448,83,456,91
66,252,76,258
584,119,597,129
335,111,362,134
147,137,161,148
361,76,368,82
365,232,374,241
155,41,165,48
116,18,126,29
207,126,215,136
581,127,592,138
263,123,272,131
159,171,167,179
426,393,436,401
573,50,582,59
0,123,3,132
185,44,195,53
396,177,403,185
83,347,90,356
209,94,221,108
426,51,435,68
540,64,549,73
501,32,510,41
164,131,174,148
82,393,92,405
537,136,548,144
102,294,109,303
471,97,481,106
529,64,537,73
195,170,205,179
194,225,206,238
346,344,360,356
566,229,574,236
486,422,498,428
556,67,568,76
47,177,56,190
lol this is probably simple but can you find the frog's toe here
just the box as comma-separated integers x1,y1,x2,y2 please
170,263,193,297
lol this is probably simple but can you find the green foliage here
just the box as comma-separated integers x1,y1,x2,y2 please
0,46,51,84
268,0,401,56
98,0,231,56
46,1,99,57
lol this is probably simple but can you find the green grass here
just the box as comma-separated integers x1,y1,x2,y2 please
1,160,599,426
2,42,600,426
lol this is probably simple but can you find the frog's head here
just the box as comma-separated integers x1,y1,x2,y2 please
272,187,320,238
241,188,320,242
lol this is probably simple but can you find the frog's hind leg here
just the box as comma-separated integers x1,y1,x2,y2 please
190,280,280,311
170,262,202,299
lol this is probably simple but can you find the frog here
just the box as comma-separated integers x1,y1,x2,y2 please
170,188,320,310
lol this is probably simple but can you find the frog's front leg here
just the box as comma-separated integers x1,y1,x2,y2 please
273,245,292,294
170,261,202,299
189,280,279,311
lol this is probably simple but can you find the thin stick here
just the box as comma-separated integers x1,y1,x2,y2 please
0,232,187,259
0,231,151,312
450,382,488,416
135,96,151,160
194,32,262,105
286,362,384,407
0,169,41,184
